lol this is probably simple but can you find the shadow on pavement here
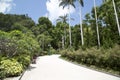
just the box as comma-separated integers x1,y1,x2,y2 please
27,65,36,71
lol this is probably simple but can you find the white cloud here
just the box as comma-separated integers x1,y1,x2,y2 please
46,0,75,23
0,0,15,13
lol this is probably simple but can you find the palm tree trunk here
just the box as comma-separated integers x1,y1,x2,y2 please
43,35,44,51
112,0,120,36
79,6,84,46
62,35,64,49
64,25,66,45
94,0,100,48
61,23,64,49
68,5,72,47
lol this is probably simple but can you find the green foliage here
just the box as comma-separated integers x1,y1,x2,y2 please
38,17,52,30
0,56,6,79
61,45,120,72
0,14,39,79
37,34,52,51
0,30,17,57
106,45,120,71
0,59,23,77
49,47,57,54
60,49,75,60
11,22,28,33
9,30,39,56
15,54,31,69
1,1,120,78
0,30,39,57
0,29,40,79
0,66,6,79
0,13,35,31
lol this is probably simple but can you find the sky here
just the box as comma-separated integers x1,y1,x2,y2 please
0,0,102,26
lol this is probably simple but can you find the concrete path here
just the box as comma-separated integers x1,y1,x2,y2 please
21,55,120,80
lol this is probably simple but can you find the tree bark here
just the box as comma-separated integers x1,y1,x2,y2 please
79,6,84,46
62,35,64,49
112,0,120,36
68,5,72,47
94,0,100,48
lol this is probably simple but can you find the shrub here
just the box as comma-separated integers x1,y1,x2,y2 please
106,45,120,71
60,45,120,73
39,51,48,56
49,47,56,54
0,59,23,77
0,57,7,79
60,49,68,57
0,66,6,79
15,54,31,69
0,31,18,57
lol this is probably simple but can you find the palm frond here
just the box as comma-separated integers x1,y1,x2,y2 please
59,0,76,9
56,19,61,22
57,14,69,23
71,3,76,8
79,0,84,7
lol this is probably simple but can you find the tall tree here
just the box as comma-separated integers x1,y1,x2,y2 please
57,14,68,49
112,0,120,36
57,14,68,23
78,0,84,46
93,0,101,48
59,0,76,47
98,0,120,47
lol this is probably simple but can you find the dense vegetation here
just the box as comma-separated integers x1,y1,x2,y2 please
60,45,120,75
0,0,120,79
0,14,40,79
59,0,120,75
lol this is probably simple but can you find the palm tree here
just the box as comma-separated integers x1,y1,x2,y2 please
57,14,68,48
93,0,100,48
57,14,68,23
78,0,84,46
59,0,76,47
112,0,120,36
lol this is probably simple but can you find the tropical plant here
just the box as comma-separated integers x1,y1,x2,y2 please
78,0,84,46
57,14,68,48
0,59,23,77
15,54,31,69
112,0,120,35
59,0,76,47
61,45,120,73
93,0,101,48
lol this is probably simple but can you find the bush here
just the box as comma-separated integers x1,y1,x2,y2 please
60,45,120,73
60,49,69,57
0,66,6,79
106,45,120,71
0,59,23,77
15,54,31,69
50,47,57,54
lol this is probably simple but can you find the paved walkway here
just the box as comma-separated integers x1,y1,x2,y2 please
20,55,120,80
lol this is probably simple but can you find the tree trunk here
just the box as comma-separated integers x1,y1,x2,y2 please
94,0,100,48
79,6,84,46
68,5,72,47
64,25,66,45
43,35,44,51
112,0,120,36
62,35,64,49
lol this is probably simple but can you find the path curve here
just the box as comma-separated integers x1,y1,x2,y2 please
21,55,120,80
